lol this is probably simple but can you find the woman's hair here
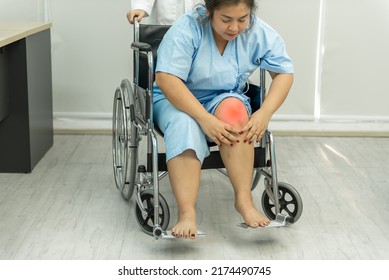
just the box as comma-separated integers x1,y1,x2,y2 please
204,0,258,19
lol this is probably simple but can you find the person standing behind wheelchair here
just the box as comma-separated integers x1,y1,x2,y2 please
153,0,294,239
127,0,204,25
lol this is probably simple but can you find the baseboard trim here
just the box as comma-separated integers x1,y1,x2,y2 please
53,113,389,137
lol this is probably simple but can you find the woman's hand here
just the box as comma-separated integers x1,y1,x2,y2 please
198,114,241,147
241,108,272,143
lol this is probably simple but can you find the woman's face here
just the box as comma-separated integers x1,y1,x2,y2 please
208,2,251,42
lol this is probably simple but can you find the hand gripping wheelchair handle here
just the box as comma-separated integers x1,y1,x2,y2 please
131,42,152,52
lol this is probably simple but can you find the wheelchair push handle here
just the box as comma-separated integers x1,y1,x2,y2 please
131,17,151,52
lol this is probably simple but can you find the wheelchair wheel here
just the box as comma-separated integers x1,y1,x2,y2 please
112,86,129,191
120,79,139,200
112,79,138,200
135,189,170,236
261,181,303,223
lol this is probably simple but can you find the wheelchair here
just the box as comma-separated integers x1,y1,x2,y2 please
112,19,303,239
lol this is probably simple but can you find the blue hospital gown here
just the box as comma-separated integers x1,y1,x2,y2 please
153,5,294,163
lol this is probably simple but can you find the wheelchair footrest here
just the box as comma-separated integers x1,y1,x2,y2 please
237,214,294,229
160,230,207,239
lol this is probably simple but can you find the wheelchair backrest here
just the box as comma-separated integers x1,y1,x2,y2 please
135,23,171,90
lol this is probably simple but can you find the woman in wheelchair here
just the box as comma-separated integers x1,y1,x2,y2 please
153,0,294,239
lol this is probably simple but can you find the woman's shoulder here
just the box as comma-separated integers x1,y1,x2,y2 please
172,5,206,29
250,15,283,41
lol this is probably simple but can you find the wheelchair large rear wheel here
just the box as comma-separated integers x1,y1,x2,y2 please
112,79,138,200
135,189,170,236
261,182,303,223
112,87,128,191
120,79,139,200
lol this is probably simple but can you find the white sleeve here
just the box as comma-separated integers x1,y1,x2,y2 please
130,0,155,16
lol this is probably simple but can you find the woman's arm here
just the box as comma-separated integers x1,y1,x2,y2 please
242,72,294,142
155,72,241,146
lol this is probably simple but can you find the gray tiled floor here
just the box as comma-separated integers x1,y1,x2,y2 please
1,135,388,259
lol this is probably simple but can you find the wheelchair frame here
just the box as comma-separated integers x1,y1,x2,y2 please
112,19,303,239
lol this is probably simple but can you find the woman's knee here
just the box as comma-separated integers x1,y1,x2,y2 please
214,97,249,128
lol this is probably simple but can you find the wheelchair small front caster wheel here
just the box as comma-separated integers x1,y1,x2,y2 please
153,226,163,239
135,189,170,236
261,182,303,223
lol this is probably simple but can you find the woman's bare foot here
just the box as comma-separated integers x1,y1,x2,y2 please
235,200,270,228
171,208,197,239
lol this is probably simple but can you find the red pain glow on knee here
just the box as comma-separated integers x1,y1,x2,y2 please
217,99,248,126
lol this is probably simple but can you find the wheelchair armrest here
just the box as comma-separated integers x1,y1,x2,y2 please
131,42,152,52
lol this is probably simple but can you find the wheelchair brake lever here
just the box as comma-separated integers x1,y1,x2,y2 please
129,104,136,123
129,104,144,131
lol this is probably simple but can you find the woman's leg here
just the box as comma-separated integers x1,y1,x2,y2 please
154,99,208,238
214,98,270,227
167,149,201,238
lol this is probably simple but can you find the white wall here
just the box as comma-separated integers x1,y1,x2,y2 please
2,0,389,134
0,0,132,130
320,0,389,121
256,0,320,120
50,0,131,116
0,0,48,21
